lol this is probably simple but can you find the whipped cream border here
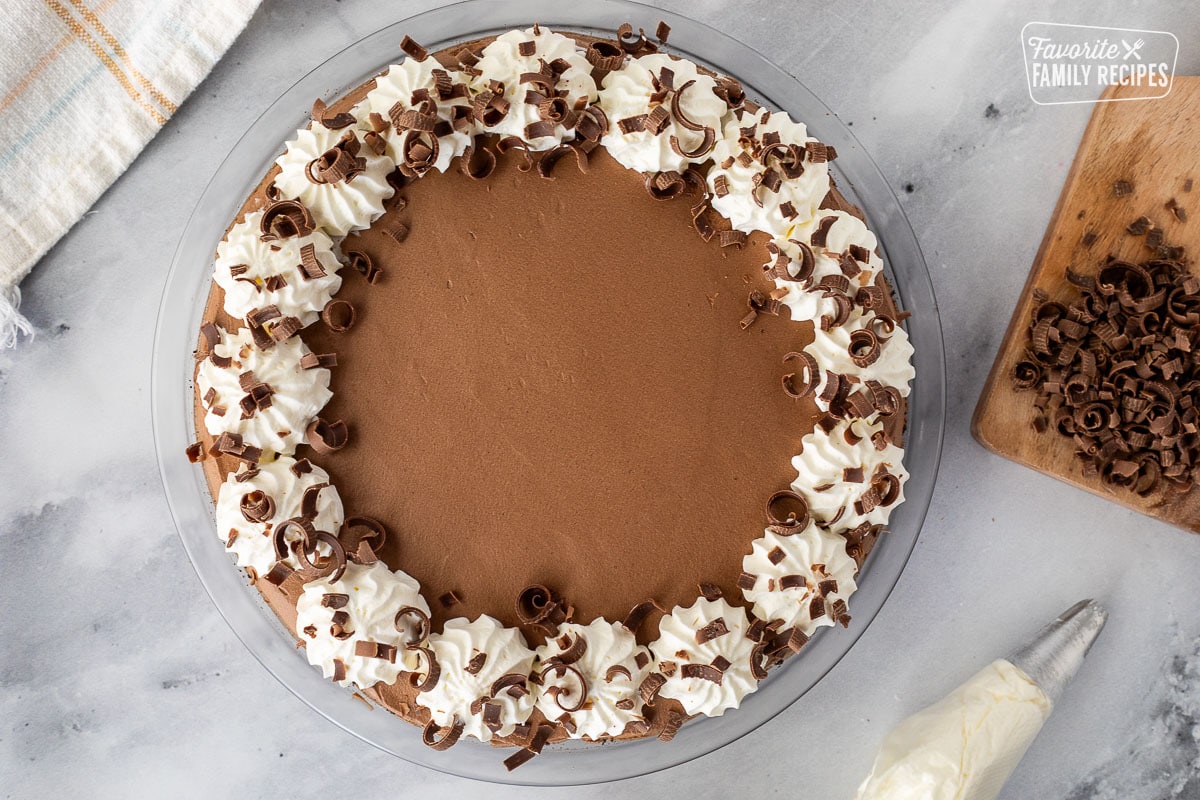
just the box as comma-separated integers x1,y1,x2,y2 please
198,25,916,750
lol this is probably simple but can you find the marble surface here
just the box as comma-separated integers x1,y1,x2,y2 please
4,0,1200,797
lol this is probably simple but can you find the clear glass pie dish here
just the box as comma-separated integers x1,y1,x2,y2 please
151,0,946,786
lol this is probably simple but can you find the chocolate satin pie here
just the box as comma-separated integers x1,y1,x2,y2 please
187,22,915,768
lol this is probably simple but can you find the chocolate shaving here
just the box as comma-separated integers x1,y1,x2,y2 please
299,352,337,370
393,606,431,649
354,640,398,663
438,590,461,609
810,215,838,248
321,299,356,332
239,490,275,523
400,35,429,62
331,658,346,682
555,631,588,665
681,663,723,684
311,97,355,129
421,717,462,751
658,709,686,742
410,646,441,692
465,651,488,675
321,593,349,609
344,248,381,284
605,664,632,683
460,143,496,181
504,749,537,771
765,489,811,533
305,132,367,184
585,40,625,73
541,662,588,712
212,432,262,464
695,617,729,644
293,530,347,583
264,562,293,586
185,441,205,463
639,672,667,704
259,200,315,241
516,584,557,624
1016,232,1200,494
698,582,723,601
1112,179,1134,197
305,417,348,454
622,599,663,633
496,136,535,172
537,142,589,179
719,230,748,249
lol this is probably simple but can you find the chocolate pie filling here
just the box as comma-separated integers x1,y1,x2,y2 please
302,145,819,628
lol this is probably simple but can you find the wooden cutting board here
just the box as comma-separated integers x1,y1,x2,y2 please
972,78,1200,532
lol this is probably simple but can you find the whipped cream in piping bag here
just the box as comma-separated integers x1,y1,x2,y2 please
855,600,1107,800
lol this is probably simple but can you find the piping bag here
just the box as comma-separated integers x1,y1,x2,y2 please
854,599,1107,800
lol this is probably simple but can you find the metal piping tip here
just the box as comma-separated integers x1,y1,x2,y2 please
1008,599,1108,706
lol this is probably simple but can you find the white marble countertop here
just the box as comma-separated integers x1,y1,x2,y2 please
4,0,1200,797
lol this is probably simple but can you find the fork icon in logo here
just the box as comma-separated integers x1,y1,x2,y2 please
1122,38,1145,60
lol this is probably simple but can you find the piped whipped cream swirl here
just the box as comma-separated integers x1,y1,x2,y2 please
417,616,536,742
808,310,915,402
295,561,430,689
741,524,858,634
273,122,395,236
196,325,333,455
534,619,653,740
213,211,342,325
214,456,343,576
599,53,730,174
357,59,476,173
791,417,908,532
650,597,759,717
470,27,597,150
707,107,831,236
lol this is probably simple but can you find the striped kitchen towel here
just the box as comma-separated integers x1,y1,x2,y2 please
0,0,262,346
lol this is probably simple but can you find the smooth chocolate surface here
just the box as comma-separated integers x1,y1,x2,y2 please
302,145,819,628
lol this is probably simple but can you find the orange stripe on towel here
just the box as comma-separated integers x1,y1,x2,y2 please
42,0,167,126
67,0,178,115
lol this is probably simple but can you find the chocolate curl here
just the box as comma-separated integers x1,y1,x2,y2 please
293,530,347,583
339,515,387,564
259,200,315,241
395,605,431,648
537,143,589,179
764,490,810,534
460,143,497,181
305,418,349,454
421,717,462,751
540,662,588,713
321,299,357,332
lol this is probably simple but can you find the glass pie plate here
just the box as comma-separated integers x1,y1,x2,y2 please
151,0,946,786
